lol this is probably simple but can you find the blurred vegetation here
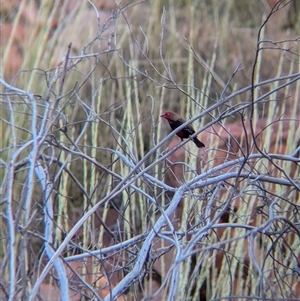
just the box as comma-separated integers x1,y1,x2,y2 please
1,0,299,300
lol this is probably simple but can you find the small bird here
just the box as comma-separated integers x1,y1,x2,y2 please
160,111,205,148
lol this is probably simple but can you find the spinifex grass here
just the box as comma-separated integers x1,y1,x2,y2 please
1,1,299,300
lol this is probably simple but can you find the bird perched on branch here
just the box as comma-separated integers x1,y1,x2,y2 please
160,111,205,148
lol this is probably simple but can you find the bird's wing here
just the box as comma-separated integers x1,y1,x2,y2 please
171,118,195,134
169,118,184,130
184,124,195,135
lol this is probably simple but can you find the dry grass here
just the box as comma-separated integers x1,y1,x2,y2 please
1,0,300,300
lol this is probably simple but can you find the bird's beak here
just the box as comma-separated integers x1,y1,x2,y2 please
160,114,165,118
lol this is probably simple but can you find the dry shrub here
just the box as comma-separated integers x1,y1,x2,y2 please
1,1,299,301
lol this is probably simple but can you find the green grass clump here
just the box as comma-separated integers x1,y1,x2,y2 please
1,0,299,300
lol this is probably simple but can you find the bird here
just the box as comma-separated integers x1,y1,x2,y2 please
160,111,205,148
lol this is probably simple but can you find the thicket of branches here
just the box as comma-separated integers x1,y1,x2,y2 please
1,0,300,300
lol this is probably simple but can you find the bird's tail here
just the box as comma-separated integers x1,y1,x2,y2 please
193,137,205,148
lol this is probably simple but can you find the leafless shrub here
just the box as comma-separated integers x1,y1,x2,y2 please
1,1,299,300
